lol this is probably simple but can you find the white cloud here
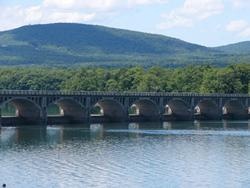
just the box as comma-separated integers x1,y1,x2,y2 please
231,0,250,8
24,6,43,23
0,0,168,31
158,13,193,29
44,12,96,23
158,0,224,29
227,2,250,37
226,20,248,32
0,5,97,31
226,19,250,37
181,0,224,20
240,27,250,37
43,0,119,11
43,0,168,11
128,0,167,6
42,0,167,11
43,0,76,9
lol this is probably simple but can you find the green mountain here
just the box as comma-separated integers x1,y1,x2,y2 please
0,23,249,67
215,41,250,54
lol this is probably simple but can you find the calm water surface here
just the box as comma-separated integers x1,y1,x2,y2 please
1,121,250,188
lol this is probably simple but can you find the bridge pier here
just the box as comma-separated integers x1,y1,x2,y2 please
85,107,91,123
41,107,48,125
41,97,47,125
0,108,2,127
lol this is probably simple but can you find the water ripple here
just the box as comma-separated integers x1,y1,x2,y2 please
1,121,250,187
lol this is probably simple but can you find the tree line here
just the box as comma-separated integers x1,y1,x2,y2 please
0,64,249,94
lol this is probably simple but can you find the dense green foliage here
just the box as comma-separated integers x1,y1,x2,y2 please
0,64,249,94
0,23,250,67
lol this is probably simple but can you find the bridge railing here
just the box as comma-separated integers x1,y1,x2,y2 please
0,90,249,98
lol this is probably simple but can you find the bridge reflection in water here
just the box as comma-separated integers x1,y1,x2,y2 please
1,121,250,144
0,90,249,126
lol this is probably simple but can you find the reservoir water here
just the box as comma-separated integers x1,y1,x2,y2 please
1,121,250,188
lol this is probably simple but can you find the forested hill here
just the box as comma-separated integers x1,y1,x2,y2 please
215,41,250,54
0,23,249,67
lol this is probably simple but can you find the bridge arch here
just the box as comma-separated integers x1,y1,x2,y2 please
92,99,126,122
223,100,248,120
165,99,191,120
49,98,87,123
0,97,42,125
194,99,220,120
130,99,160,121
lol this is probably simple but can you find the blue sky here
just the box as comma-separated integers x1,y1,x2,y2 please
0,0,250,47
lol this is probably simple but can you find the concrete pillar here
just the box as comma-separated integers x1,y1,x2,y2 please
124,106,129,122
219,97,223,108
0,108,2,127
246,98,249,116
86,97,91,123
159,106,165,121
85,107,91,123
42,107,47,125
217,97,223,119
190,97,195,120
159,97,164,121
124,97,130,122
41,97,47,125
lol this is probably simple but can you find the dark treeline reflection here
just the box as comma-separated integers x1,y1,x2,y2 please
0,64,249,94
0,121,250,147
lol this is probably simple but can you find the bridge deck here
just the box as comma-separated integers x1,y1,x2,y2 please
0,90,249,98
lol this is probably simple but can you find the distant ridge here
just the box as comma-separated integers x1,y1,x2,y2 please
215,41,250,54
0,23,249,67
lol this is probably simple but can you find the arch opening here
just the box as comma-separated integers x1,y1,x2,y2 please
90,105,103,115
1,103,16,117
129,99,160,121
47,103,60,116
91,99,126,122
223,100,248,120
49,98,86,124
164,99,191,120
1,98,42,125
194,99,220,120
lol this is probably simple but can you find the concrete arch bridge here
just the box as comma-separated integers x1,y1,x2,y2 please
0,90,249,126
